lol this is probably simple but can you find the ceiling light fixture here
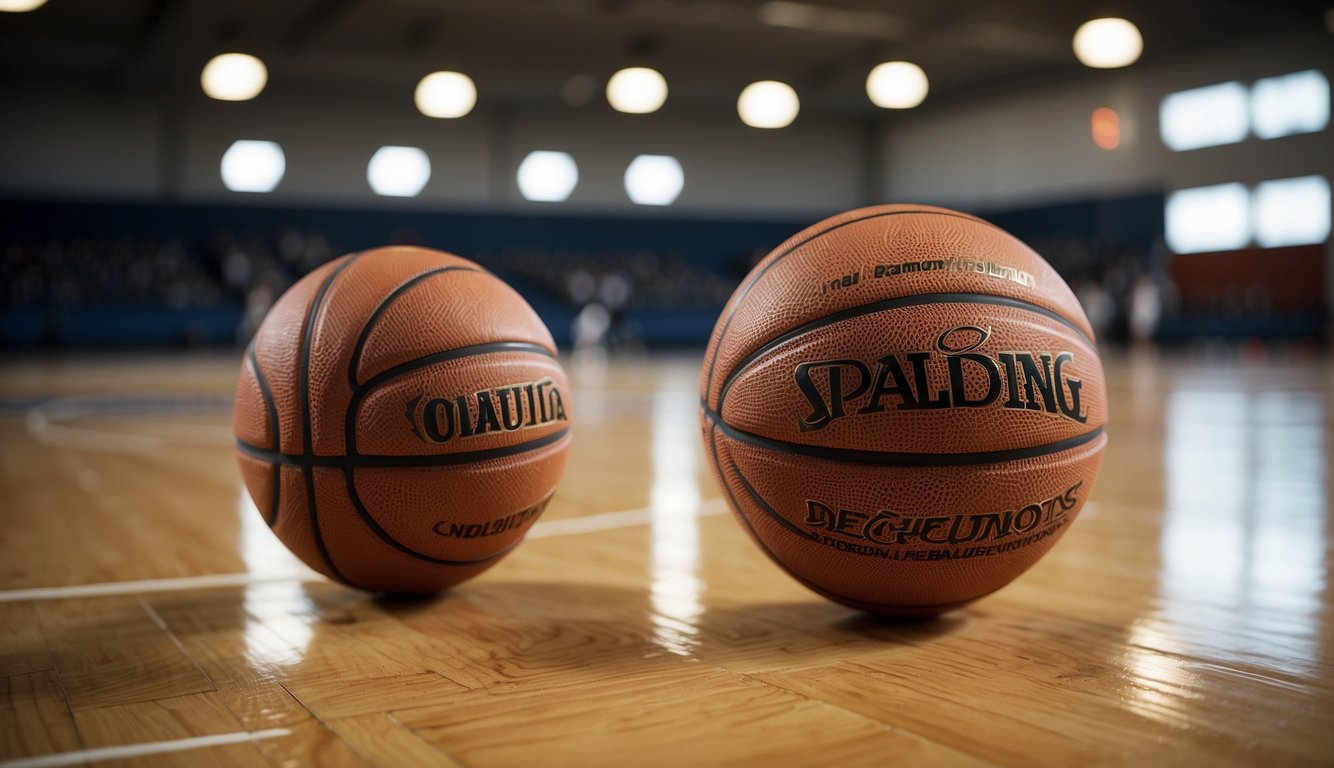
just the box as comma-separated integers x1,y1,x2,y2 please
866,61,928,109
1073,18,1143,69
201,53,268,101
737,81,800,129
606,67,669,114
415,71,477,118
0,0,49,12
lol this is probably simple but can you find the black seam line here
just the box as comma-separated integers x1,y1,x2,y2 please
708,423,817,566
303,467,350,584
301,252,361,586
347,265,483,391
302,253,360,455
247,341,282,528
707,422,763,542
355,342,556,396
706,412,1105,467
344,341,558,458
715,291,1096,414
730,452,821,542
341,468,523,566
704,208,996,410
235,428,570,468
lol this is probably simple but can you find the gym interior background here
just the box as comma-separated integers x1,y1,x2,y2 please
1,0,1330,354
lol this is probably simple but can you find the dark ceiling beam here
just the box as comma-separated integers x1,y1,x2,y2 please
283,0,365,51
111,0,191,93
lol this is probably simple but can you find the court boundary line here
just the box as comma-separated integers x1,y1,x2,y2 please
19,388,664,454
0,728,291,768
0,499,729,602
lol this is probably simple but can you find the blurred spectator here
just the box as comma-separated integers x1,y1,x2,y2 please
238,284,276,345
573,302,612,351
490,245,737,311
1077,279,1116,342
1,236,223,310
1129,273,1162,347
566,269,597,305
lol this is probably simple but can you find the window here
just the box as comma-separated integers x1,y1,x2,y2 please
367,146,431,197
1165,183,1251,253
624,155,684,205
1160,82,1249,151
517,151,578,202
1251,70,1330,140
220,140,285,193
1253,176,1331,248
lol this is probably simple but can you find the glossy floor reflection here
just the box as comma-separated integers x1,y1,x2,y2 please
0,351,1331,766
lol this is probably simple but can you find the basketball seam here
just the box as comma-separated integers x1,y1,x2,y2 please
702,412,1106,467
246,341,282,528
344,341,558,457
729,449,820,542
355,342,555,402
708,421,821,583
299,253,362,587
236,428,571,468
346,265,484,390
703,208,1009,410
341,468,530,566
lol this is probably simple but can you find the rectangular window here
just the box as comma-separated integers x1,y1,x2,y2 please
1165,183,1251,253
1160,82,1249,151
1251,70,1330,140
1253,176,1331,248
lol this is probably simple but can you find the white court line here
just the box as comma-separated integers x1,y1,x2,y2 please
0,729,291,768
0,500,729,602
24,395,235,456
0,573,321,603
527,498,726,538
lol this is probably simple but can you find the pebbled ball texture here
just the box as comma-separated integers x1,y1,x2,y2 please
233,246,571,594
700,204,1107,615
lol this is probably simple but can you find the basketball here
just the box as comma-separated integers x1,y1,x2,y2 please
700,204,1108,616
232,246,572,594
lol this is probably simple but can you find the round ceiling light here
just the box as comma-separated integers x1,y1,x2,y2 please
415,71,477,118
0,0,49,11
1073,18,1143,69
866,61,929,109
737,80,800,129
201,53,268,101
606,67,669,114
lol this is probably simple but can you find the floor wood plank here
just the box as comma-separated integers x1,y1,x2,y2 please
0,601,53,677
35,597,216,711
327,713,467,768
0,669,82,760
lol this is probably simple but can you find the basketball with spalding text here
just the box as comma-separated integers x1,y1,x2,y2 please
699,204,1107,616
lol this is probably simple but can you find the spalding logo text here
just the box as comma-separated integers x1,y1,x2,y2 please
794,325,1087,432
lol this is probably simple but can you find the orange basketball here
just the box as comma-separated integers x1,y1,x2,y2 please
700,204,1107,616
233,246,571,594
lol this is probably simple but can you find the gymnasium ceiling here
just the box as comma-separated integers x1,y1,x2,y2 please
1,0,1328,114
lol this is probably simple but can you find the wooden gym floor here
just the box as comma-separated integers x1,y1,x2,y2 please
1,350,1331,767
